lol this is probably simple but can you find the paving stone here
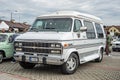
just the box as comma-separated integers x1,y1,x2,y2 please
0,52,120,80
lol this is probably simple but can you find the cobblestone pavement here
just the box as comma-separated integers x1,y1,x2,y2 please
0,52,120,80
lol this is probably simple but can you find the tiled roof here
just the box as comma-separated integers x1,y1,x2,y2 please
0,20,30,29
105,26,120,32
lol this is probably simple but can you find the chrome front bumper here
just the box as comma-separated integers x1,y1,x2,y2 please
14,54,64,65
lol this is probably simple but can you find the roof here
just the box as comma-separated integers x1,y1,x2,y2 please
0,20,30,29
38,11,102,23
106,26,120,32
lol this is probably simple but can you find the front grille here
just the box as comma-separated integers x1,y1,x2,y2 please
22,42,51,47
22,48,50,53
15,42,62,54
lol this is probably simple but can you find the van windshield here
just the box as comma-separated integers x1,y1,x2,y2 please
30,18,72,32
0,34,7,42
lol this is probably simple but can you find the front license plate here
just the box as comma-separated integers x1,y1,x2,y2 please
30,57,38,62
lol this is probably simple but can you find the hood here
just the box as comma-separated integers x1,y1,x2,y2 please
112,41,120,44
15,32,73,41
0,42,6,48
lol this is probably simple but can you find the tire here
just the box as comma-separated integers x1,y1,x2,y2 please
112,48,116,51
0,53,3,63
61,53,79,74
95,49,103,62
19,61,36,69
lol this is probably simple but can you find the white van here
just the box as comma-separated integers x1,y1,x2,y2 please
14,11,106,74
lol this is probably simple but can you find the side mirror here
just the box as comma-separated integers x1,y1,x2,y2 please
80,27,87,32
8,36,13,43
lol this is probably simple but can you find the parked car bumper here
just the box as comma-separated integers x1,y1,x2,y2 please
112,46,120,51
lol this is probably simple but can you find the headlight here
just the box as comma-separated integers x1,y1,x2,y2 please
15,48,22,51
55,44,61,48
50,43,61,48
51,44,55,47
19,43,22,46
15,43,19,46
51,50,61,54
15,42,22,47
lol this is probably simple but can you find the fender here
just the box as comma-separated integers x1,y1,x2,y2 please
98,45,104,53
62,48,79,62
98,45,105,54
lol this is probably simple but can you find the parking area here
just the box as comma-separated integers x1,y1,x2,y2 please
0,52,120,80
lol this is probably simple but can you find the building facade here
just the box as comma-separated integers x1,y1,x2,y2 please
0,20,30,32
105,25,120,38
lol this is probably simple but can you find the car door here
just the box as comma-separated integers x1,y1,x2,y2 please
73,19,82,44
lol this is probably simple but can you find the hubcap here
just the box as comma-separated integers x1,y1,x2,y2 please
66,57,76,71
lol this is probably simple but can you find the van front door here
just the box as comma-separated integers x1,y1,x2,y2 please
73,19,83,47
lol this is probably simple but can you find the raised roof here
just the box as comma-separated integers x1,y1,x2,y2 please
38,11,102,23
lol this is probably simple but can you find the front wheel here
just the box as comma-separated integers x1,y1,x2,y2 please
0,53,3,63
19,61,36,69
61,53,79,74
95,49,103,62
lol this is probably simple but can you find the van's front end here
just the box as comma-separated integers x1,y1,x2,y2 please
14,17,74,67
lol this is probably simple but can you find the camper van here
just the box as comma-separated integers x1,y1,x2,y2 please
14,11,106,74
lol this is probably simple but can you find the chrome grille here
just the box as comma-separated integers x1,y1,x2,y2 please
14,42,62,54
22,42,51,47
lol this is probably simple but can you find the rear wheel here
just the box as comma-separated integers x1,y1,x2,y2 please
95,49,103,62
19,61,36,69
61,53,79,74
0,53,3,63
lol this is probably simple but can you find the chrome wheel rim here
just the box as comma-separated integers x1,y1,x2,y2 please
66,57,76,71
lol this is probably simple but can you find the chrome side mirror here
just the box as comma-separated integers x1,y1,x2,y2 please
80,27,87,32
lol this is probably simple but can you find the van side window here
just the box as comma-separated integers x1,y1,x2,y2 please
95,23,104,38
84,21,95,39
73,19,82,32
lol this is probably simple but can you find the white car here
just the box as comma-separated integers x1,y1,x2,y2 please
112,38,120,51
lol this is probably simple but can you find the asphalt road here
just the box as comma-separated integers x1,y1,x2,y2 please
0,51,120,80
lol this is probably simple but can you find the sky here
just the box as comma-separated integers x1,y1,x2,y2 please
0,0,120,26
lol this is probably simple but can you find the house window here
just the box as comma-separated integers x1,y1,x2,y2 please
114,30,116,32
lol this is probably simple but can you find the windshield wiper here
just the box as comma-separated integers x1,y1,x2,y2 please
45,27,59,32
30,28,39,32
45,27,55,29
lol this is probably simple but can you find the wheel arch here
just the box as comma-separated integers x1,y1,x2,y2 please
72,51,80,65
98,46,104,53
0,50,6,57
63,49,80,64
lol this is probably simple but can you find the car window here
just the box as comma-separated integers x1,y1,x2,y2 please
95,23,104,38
31,18,72,32
73,19,82,32
117,38,120,41
0,34,7,42
84,20,96,39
